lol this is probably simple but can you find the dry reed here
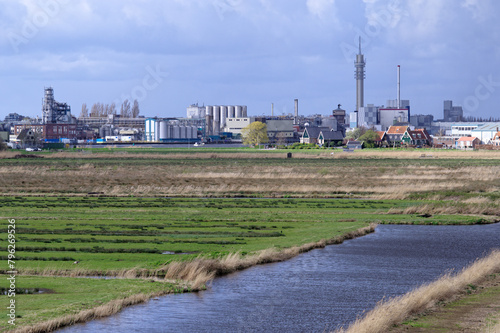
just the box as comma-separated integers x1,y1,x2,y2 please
13,292,160,333
335,249,500,333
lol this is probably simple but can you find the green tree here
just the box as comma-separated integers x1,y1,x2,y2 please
345,126,367,140
358,130,379,148
241,121,269,146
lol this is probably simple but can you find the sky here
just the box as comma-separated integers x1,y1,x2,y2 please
1,0,499,121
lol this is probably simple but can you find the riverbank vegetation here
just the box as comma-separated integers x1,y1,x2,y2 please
2,147,500,332
335,249,500,333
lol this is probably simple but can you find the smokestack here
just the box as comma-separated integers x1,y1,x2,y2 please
397,65,401,109
272,103,274,117
294,99,298,124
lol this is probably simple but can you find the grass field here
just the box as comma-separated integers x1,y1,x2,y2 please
1,147,500,332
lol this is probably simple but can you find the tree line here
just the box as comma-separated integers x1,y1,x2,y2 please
79,99,140,118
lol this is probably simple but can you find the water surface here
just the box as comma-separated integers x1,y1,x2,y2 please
60,224,500,333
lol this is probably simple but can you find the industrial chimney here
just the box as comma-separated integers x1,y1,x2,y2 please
294,99,299,124
397,65,401,109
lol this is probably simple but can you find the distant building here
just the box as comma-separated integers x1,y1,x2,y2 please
410,114,434,128
379,108,410,131
300,126,343,145
357,104,380,128
265,119,295,144
42,87,73,124
332,105,346,126
4,113,24,123
186,103,206,119
443,100,463,122
401,128,432,146
471,123,500,143
456,137,480,150
450,123,483,138
385,125,410,144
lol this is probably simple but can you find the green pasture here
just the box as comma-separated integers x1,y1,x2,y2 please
0,275,181,332
0,197,491,273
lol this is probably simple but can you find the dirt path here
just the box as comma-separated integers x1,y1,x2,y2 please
391,274,500,332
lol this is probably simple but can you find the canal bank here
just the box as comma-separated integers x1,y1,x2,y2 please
58,223,500,333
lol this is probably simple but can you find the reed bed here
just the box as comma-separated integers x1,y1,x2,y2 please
335,249,500,333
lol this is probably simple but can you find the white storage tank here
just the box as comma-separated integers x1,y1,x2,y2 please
228,105,235,118
172,125,180,139
206,106,213,117
235,106,243,118
159,121,168,140
220,106,227,128
242,106,248,117
179,126,186,139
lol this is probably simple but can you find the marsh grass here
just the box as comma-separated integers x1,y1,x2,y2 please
335,249,500,333
14,293,150,333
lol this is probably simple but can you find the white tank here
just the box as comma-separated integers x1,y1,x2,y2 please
206,106,213,117
228,105,235,118
220,106,227,129
213,121,220,135
159,121,168,140
172,125,180,139
179,126,186,139
235,105,242,118
242,106,247,117
191,126,198,139
213,106,220,121
154,122,160,141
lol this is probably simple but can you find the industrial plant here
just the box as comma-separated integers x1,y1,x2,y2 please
3,37,500,150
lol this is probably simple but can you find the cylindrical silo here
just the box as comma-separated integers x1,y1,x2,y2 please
154,122,160,142
206,106,213,117
205,115,213,136
167,124,172,139
179,126,186,139
242,106,247,117
213,106,220,121
172,125,180,139
228,105,235,118
191,126,198,139
235,105,242,118
220,106,227,129
159,121,168,140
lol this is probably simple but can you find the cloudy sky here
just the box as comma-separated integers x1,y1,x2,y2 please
1,0,499,120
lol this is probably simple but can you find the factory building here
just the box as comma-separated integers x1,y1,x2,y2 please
186,104,248,137
42,87,73,124
443,100,463,122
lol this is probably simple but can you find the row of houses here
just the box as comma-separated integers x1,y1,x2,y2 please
300,125,432,147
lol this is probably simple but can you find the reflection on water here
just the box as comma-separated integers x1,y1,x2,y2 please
59,224,500,333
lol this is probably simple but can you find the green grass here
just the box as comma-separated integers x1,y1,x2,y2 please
0,275,181,332
0,195,496,332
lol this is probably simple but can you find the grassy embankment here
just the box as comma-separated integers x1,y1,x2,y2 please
335,249,500,333
1,148,500,332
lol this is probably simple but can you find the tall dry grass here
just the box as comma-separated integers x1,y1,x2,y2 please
335,249,500,333
13,292,156,333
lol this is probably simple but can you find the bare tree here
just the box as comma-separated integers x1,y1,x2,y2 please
80,103,89,118
120,100,131,118
90,103,100,117
109,103,117,115
131,100,140,118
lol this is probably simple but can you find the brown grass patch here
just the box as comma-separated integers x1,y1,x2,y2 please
334,249,500,333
